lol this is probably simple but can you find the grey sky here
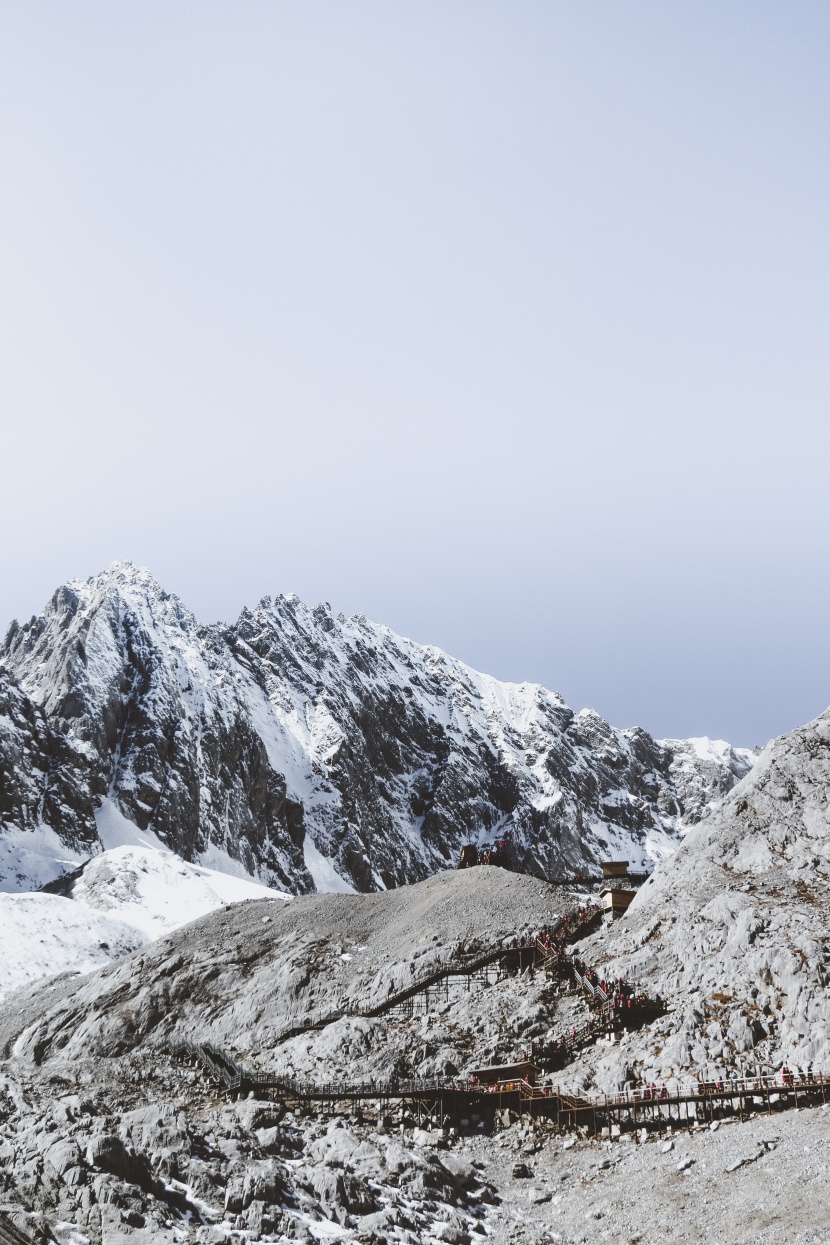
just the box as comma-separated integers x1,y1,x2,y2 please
1,2,828,748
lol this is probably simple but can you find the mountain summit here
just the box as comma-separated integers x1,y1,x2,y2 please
0,562,753,893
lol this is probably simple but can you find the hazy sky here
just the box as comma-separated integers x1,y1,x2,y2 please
1,2,828,747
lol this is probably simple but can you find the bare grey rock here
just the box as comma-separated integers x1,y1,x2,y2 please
558,704,830,1093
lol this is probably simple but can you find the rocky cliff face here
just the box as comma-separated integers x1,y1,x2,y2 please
569,704,830,1090
0,563,754,894
0,667,99,888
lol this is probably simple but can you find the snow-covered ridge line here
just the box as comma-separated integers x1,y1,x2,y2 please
0,561,755,895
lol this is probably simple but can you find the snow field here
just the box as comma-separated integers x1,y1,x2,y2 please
0,843,290,999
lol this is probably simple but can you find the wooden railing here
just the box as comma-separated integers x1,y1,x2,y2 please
532,915,663,1067
271,940,538,1044
272,902,608,1046
172,893,663,1115
169,1039,830,1129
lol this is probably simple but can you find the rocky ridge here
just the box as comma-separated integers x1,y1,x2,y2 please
1,691,830,1242
0,563,754,894
546,703,830,1097
0,870,559,1244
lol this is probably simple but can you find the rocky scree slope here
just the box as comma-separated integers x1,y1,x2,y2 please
0,1035,501,1245
0,871,564,1243
4,1032,830,1245
0,870,568,1072
558,704,830,1095
4,871,830,1244
0,562,754,894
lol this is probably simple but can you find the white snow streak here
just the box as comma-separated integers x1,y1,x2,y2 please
303,835,355,894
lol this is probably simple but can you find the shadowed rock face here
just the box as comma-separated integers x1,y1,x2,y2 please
0,668,100,887
0,563,753,893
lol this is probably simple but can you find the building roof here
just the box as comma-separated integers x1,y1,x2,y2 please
468,1061,539,1083
601,860,630,878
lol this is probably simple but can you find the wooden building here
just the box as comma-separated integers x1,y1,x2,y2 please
600,860,631,885
599,859,638,917
600,886,636,915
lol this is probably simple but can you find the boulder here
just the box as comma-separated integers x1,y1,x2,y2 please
86,1134,153,1190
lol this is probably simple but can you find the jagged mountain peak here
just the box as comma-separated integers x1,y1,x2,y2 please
0,566,755,896
3,561,199,686
68,559,186,612
632,704,830,912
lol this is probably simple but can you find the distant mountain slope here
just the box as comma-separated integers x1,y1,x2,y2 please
0,843,288,1000
0,563,754,893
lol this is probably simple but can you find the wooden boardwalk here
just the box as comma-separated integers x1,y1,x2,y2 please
170,1040,829,1134
269,902,604,1044
548,1072,830,1132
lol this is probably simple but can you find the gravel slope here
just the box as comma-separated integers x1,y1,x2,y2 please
0,870,568,1068
4,732,830,1245
468,1103,830,1245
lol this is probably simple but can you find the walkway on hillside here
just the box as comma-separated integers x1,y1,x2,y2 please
170,1038,830,1135
170,893,673,1132
271,900,606,1045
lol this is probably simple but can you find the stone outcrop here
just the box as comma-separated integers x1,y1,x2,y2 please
574,704,830,1087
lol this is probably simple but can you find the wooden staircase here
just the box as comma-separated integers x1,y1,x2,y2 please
0,1212,37,1245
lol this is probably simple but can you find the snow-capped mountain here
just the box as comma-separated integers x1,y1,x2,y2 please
0,562,754,894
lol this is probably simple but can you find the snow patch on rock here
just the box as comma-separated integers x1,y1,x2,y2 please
94,798,168,852
0,824,87,892
303,835,356,894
